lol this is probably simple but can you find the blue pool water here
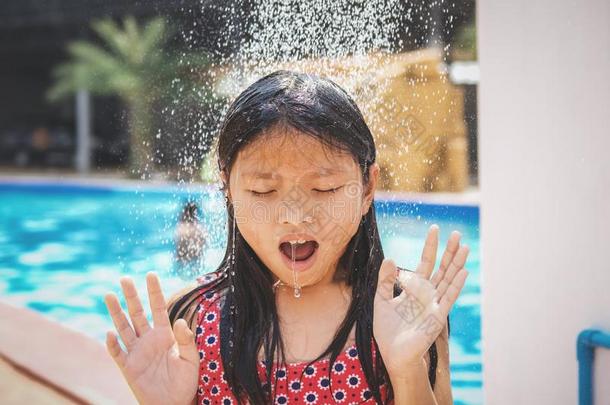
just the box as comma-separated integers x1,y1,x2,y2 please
0,181,481,404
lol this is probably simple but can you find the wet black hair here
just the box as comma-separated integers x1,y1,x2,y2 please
168,70,449,404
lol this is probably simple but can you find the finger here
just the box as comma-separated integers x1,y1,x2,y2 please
438,268,469,315
376,258,398,301
431,230,461,287
146,272,171,329
415,224,439,280
396,269,434,311
396,268,420,297
120,276,151,337
106,330,127,368
174,318,198,366
104,292,137,350
435,245,470,303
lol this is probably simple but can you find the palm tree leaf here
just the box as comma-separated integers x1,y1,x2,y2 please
141,17,170,57
47,62,121,100
122,16,142,64
50,40,141,98
66,41,125,75
91,19,132,61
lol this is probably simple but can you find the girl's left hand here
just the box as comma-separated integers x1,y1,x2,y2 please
373,224,469,381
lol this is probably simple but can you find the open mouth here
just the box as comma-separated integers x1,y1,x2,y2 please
278,240,319,261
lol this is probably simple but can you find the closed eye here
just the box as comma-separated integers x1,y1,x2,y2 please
249,190,275,197
314,186,343,193
249,186,343,197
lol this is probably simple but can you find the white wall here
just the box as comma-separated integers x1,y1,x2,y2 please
477,0,610,404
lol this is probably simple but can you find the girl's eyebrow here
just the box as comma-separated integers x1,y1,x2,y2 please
242,168,343,179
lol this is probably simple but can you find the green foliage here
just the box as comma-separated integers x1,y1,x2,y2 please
452,22,477,61
47,16,216,176
48,16,216,101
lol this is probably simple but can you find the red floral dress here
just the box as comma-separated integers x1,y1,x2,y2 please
194,273,390,404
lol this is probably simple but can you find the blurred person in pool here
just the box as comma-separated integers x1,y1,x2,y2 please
175,201,207,265
104,70,470,405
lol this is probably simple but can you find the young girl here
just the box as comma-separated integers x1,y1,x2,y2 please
103,70,469,405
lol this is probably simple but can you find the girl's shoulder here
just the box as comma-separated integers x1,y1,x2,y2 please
196,269,226,288
194,271,227,312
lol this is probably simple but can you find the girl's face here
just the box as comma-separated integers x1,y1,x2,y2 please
222,127,379,289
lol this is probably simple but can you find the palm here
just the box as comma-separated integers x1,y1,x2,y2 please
104,273,198,405
373,225,469,379
47,16,215,176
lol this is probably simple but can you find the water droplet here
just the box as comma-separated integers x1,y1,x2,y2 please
291,243,301,299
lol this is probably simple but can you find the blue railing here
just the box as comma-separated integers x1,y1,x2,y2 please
577,329,610,405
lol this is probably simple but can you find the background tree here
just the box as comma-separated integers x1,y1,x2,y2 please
47,16,215,178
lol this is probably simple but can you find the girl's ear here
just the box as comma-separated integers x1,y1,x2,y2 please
220,170,228,189
220,170,231,202
361,163,380,216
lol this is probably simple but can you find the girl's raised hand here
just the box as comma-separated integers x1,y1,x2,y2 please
373,225,469,381
104,272,198,405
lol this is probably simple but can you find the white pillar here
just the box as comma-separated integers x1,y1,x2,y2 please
75,89,91,173
478,0,610,404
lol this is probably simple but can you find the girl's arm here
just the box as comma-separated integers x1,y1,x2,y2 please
391,320,452,405
426,320,453,405
391,363,436,405
390,269,453,404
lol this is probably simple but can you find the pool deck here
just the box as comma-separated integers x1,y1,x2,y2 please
0,355,78,404
0,300,136,404
0,355,81,404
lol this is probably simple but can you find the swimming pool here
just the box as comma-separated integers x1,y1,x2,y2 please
0,180,481,404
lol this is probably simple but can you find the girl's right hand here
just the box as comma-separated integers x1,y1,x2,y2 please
104,272,199,405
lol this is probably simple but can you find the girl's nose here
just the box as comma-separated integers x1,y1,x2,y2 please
278,201,315,225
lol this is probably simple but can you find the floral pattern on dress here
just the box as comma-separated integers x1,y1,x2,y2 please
194,272,389,404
